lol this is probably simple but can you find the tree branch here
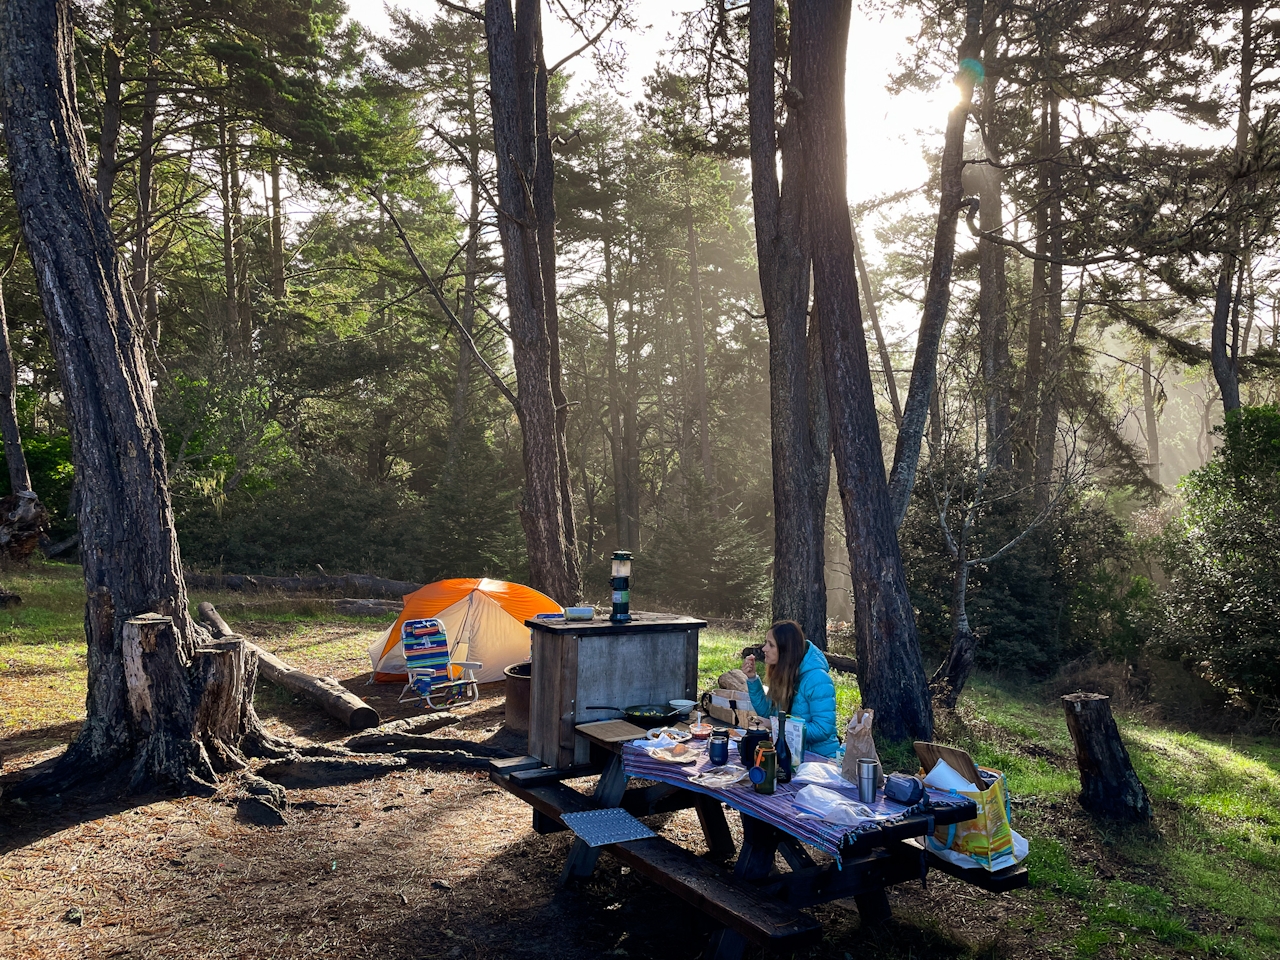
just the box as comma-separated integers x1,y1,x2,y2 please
371,192,519,411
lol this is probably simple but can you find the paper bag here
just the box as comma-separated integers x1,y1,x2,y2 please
701,688,757,726
840,708,884,788
925,765,1028,872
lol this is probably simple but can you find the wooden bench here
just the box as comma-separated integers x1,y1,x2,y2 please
902,837,1029,893
491,767,822,952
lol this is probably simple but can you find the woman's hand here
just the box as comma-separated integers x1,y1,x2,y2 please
742,654,757,679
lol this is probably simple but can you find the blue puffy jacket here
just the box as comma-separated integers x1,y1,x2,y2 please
745,641,839,758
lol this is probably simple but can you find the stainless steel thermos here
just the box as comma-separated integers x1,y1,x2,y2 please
857,757,881,804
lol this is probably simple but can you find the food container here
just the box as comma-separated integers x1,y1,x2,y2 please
689,722,713,740
565,606,595,621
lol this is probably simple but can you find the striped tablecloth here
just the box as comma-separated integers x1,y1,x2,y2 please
622,739,965,860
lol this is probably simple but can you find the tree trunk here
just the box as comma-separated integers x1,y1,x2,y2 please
1141,348,1161,486
603,234,631,548
1033,87,1063,504
1061,693,1152,822
886,0,984,529
748,0,828,650
218,100,239,356
1212,0,1253,415
851,221,902,427
132,23,161,343
96,0,127,212
484,0,580,604
790,0,932,742
0,274,32,493
0,0,219,795
1017,99,1051,482
686,205,713,489
930,555,975,710
977,31,1012,470
529,7,581,594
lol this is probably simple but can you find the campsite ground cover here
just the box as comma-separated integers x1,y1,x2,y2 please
2,561,1278,959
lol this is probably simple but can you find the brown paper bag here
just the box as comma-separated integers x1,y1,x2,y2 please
841,708,884,788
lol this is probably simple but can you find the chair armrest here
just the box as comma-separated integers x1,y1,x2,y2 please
453,661,483,670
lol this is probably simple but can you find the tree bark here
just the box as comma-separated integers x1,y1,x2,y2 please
748,0,829,650
976,23,1012,470
1033,87,1063,504
1017,99,1051,482
851,221,902,427
484,0,580,604
1211,0,1253,414
1141,348,1161,486
132,23,161,342
0,272,32,494
886,0,984,528
1061,693,1152,822
686,205,714,489
790,0,932,741
95,0,127,212
930,556,975,710
0,0,216,795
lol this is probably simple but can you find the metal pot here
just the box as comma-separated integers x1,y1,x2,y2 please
587,703,681,729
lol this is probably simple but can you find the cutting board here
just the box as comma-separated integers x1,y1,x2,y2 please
913,740,983,788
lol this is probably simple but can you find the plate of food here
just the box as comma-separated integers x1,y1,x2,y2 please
647,726,692,742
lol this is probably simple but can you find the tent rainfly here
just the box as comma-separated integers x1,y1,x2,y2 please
369,578,561,684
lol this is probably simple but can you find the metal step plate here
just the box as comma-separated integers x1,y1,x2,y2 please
560,807,657,847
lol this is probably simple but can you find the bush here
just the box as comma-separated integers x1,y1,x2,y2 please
899,474,1146,678
177,448,525,584
1156,405,1280,704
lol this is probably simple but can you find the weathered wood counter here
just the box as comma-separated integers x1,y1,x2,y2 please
526,612,706,768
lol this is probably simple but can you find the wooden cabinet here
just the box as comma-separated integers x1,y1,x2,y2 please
526,614,705,768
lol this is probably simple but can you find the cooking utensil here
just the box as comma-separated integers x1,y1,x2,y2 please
587,703,681,728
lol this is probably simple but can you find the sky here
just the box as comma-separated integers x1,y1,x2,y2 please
344,0,950,208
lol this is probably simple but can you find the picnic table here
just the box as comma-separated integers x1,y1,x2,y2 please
489,719,1027,960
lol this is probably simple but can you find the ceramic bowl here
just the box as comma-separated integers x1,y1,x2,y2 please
669,699,697,717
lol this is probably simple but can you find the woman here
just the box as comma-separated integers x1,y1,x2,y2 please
742,620,839,758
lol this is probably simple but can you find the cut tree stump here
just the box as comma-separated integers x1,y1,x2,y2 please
1061,692,1152,822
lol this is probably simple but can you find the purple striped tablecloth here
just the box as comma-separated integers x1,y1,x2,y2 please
622,739,961,860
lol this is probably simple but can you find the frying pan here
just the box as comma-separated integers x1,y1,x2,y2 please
587,703,681,728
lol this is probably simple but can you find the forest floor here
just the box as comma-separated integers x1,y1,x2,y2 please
1,560,1278,960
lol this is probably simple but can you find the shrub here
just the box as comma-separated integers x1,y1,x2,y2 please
1156,405,1280,704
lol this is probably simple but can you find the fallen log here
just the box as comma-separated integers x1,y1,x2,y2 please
186,571,420,600
198,601,380,731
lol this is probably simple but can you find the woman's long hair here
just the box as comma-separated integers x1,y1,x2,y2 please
764,620,807,713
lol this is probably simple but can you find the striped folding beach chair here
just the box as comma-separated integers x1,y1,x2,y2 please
397,618,481,709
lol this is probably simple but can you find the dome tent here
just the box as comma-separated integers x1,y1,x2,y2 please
369,578,561,684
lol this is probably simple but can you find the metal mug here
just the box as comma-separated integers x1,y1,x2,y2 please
709,729,730,766
857,757,880,804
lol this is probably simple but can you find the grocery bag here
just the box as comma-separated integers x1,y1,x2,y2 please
924,761,1028,872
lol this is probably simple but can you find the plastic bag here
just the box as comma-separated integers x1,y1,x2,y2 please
793,761,853,789
840,708,884,789
792,785,889,825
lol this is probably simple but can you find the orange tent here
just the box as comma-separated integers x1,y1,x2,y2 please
368,578,561,683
